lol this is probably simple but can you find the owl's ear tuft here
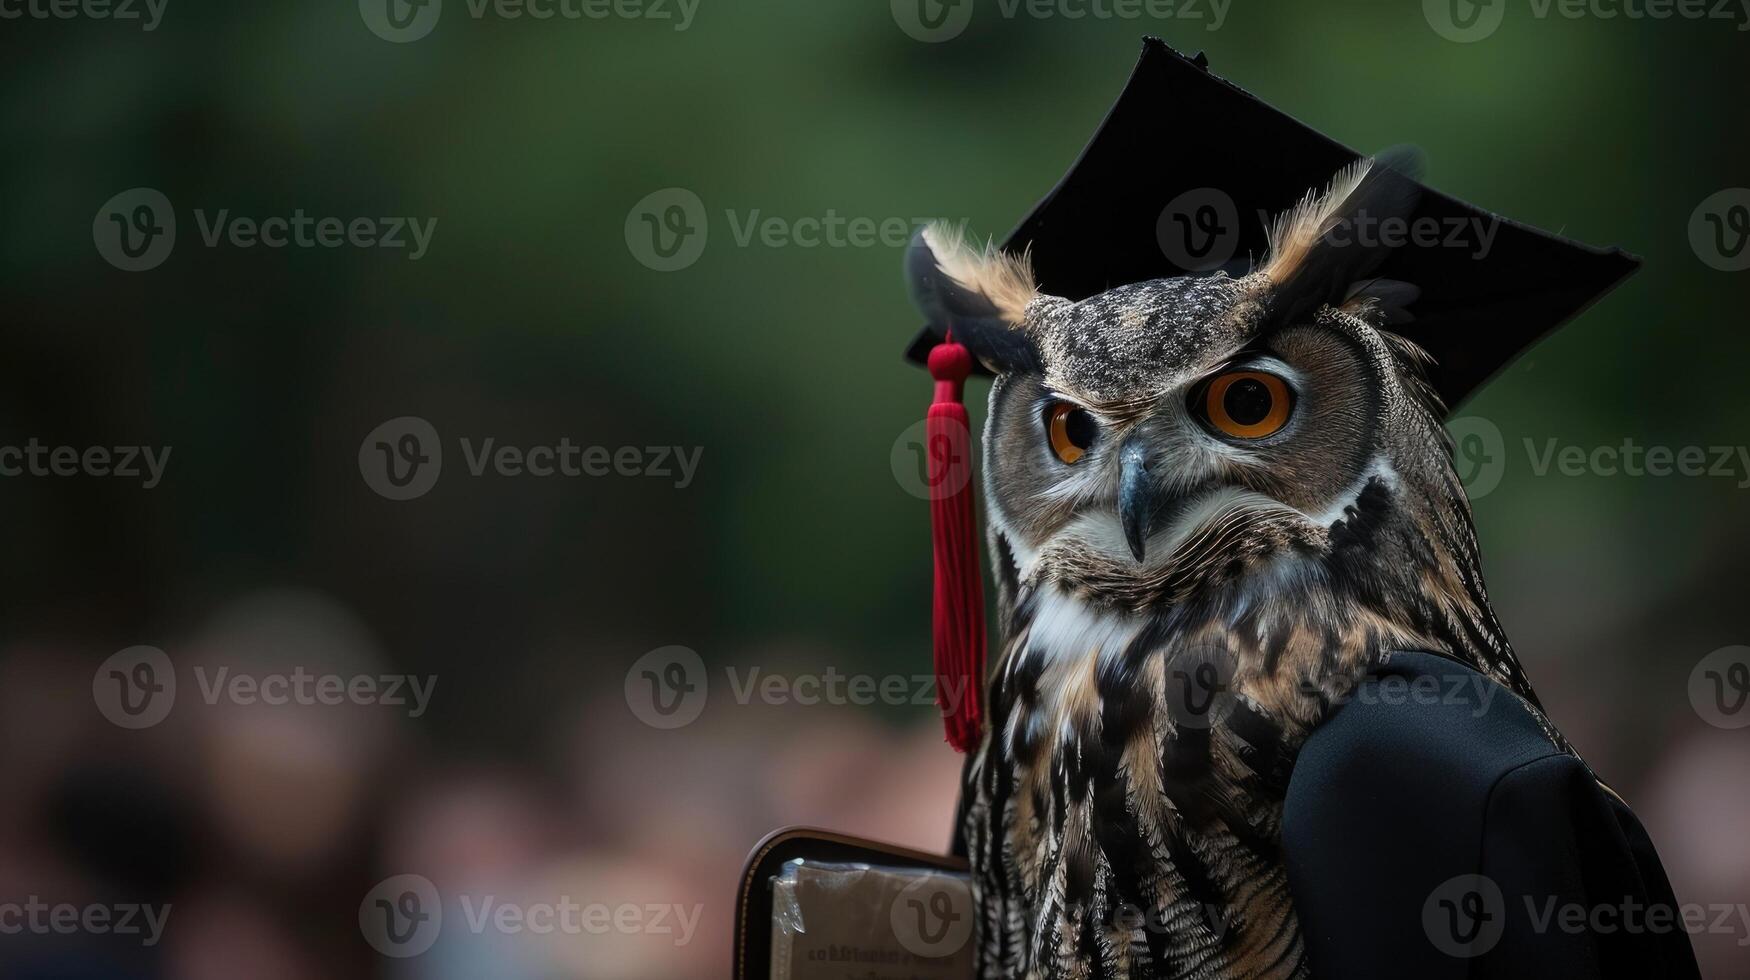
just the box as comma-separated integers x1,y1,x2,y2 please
1258,149,1423,329
912,221,1038,325
907,222,1043,374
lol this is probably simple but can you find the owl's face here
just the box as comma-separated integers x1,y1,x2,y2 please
985,291,1427,572
910,160,1466,612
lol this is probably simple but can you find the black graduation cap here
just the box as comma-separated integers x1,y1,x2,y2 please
904,38,1639,414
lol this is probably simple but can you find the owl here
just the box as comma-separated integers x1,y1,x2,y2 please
904,156,1581,979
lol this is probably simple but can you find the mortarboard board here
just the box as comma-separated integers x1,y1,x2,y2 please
905,36,1640,414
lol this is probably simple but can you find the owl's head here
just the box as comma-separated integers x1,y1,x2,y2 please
909,158,1472,613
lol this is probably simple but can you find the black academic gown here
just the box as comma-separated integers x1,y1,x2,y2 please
1284,651,1702,978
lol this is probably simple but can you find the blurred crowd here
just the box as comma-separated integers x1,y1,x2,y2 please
0,589,964,978
2,588,1748,977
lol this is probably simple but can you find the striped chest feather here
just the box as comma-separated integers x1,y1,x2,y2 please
960,585,1409,980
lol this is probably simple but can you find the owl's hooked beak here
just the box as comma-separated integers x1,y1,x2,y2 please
1118,443,1154,562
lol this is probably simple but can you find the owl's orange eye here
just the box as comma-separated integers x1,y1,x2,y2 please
1045,402,1097,464
1202,371,1293,439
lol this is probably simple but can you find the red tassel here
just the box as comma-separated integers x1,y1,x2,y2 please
926,336,987,753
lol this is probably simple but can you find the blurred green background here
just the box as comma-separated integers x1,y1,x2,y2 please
0,1,1747,977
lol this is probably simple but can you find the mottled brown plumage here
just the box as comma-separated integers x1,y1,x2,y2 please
908,159,1578,979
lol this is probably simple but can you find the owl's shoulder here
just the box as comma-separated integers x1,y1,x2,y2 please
1280,650,1567,908
1288,650,1559,806
1279,651,1699,978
